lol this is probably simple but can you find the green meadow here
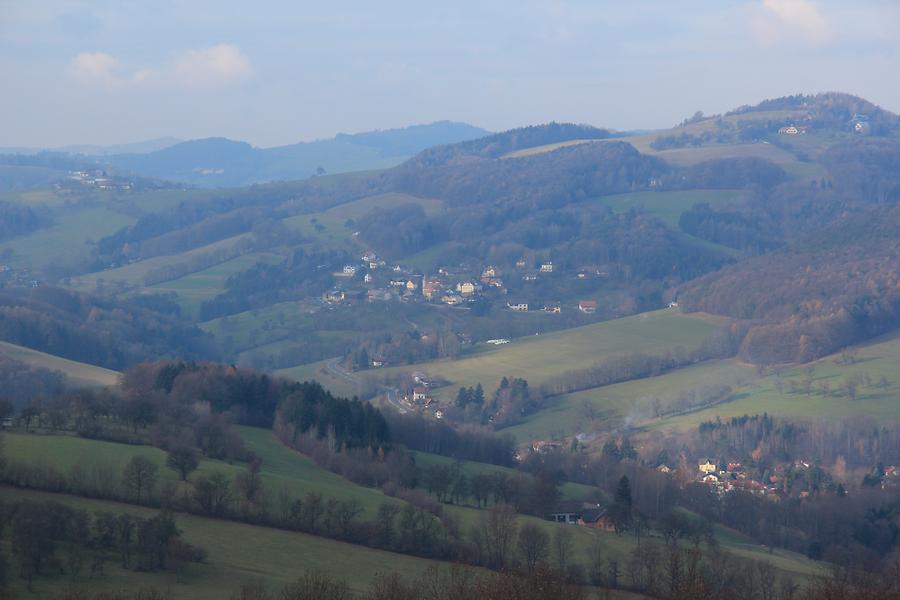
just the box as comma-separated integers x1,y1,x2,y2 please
0,487,456,600
353,310,725,405
0,340,120,388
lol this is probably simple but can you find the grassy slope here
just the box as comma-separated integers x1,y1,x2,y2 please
594,190,743,229
282,192,442,253
503,358,754,442
285,310,724,405
0,487,453,600
2,204,135,272
652,331,900,432
0,340,120,387
506,328,900,441
70,233,258,290
1,427,402,517
0,435,821,596
148,251,284,316
411,450,599,502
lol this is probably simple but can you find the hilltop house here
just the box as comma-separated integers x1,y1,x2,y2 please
579,507,616,532
778,125,808,135
508,301,529,312
540,262,554,273
578,300,598,314
481,266,498,278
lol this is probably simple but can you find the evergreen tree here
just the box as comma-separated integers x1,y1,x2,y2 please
473,383,485,404
456,387,471,408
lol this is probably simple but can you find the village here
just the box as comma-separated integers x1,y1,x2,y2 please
323,249,612,317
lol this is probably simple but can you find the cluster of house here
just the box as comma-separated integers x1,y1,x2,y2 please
548,501,616,531
778,114,871,136
0,265,39,289
682,459,800,501
401,372,444,419
505,298,597,314
66,170,133,191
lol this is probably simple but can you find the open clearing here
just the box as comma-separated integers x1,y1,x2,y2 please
70,233,258,290
0,340,120,387
595,189,743,228
352,310,725,405
1,427,403,517
651,331,900,432
282,192,442,253
2,204,136,272
503,358,754,442
0,487,454,600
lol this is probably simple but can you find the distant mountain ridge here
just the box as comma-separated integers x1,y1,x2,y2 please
0,137,184,157
103,121,491,187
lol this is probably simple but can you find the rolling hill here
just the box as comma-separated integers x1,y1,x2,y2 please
104,121,490,187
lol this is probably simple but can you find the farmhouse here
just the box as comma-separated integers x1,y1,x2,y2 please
698,459,717,474
578,300,598,314
543,304,561,313
481,266,498,278
540,262,554,273
341,265,357,276
508,302,529,312
579,507,616,532
457,281,477,296
412,386,427,402
777,125,808,135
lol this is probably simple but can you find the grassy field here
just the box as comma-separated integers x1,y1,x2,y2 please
501,139,608,159
282,192,442,253
651,331,900,432
200,299,320,352
594,189,743,228
503,358,754,442
412,450,599,502
2,204,136,272
70,233,258,290
1,427,403,517
148,251,284,315
0,487,459,600
0,340,120,387
0,424,823,595
278,358,361,399
337,310,725,405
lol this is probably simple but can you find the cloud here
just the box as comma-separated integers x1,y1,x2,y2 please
173,44,252,87
69,44,252,90
71,51,118,82
752,0,833,46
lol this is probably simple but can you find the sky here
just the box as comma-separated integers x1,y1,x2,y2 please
1,0,898,148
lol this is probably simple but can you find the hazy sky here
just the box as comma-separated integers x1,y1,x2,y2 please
1,0,898,148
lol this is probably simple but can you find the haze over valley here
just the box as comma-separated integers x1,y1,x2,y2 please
2,2,900,599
